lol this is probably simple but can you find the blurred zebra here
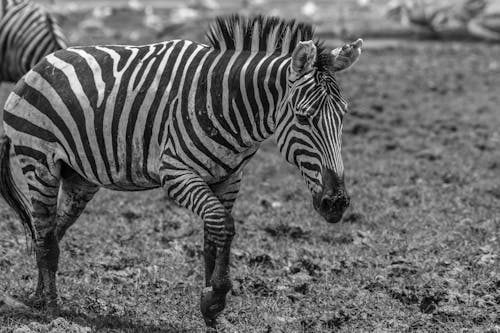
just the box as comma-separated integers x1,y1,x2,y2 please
387,0,487,35
0,0,66,83
0,15,362,328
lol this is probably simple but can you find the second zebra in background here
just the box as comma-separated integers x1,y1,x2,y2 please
0,0,66,83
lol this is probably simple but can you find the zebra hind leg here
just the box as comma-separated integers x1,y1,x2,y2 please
22,163,61,315
55,165,100,242
28,164,98,314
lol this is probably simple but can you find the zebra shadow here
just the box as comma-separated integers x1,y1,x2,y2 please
60,309,191,333
0,306,191,333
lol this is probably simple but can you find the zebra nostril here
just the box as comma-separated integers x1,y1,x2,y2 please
320,194,349,214
320,196,334,213
335,194,350,212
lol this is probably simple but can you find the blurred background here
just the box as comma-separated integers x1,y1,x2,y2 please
34,0,500,45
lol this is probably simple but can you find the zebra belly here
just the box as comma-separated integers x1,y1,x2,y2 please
61,138,163,191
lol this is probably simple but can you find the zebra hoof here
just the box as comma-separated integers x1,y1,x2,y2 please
45,300,60,318
27,294,45,309
200,288,227,328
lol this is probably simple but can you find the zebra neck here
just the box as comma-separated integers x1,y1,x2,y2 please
216,50,291,145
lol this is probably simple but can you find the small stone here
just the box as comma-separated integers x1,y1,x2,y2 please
271,201,282,208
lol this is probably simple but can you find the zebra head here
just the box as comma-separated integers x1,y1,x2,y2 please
275,38,363,223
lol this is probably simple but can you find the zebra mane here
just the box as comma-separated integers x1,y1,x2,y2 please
2,0,29,10
44,12,67,48
206,15,328,61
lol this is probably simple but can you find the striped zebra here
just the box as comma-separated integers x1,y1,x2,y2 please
0,15,362,328
0,0,67,83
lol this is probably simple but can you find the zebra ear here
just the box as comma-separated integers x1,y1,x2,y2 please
330,38,363,72
291,41,317,75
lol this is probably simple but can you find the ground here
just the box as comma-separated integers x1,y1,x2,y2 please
0,4,500,333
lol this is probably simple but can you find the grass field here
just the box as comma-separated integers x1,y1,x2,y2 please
1,4,500,333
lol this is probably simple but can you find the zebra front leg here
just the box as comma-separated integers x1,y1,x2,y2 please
161,162,237,328
202,173,241,287
200,215,235,328
200,172,241,328
203,236,217,287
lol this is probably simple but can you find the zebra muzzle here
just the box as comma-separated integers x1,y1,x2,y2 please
314,170,350,223
318,192,350,223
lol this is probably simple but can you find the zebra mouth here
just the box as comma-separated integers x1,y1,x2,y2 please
324,212,344,224
312,193,349,224
316,206,344,224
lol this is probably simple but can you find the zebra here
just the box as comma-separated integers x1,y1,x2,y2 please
0,15,362,329
0,0,67,83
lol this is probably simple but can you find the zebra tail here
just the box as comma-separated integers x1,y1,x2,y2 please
0,135,35,244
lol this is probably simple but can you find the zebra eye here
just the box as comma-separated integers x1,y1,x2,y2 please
295,113,309,125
